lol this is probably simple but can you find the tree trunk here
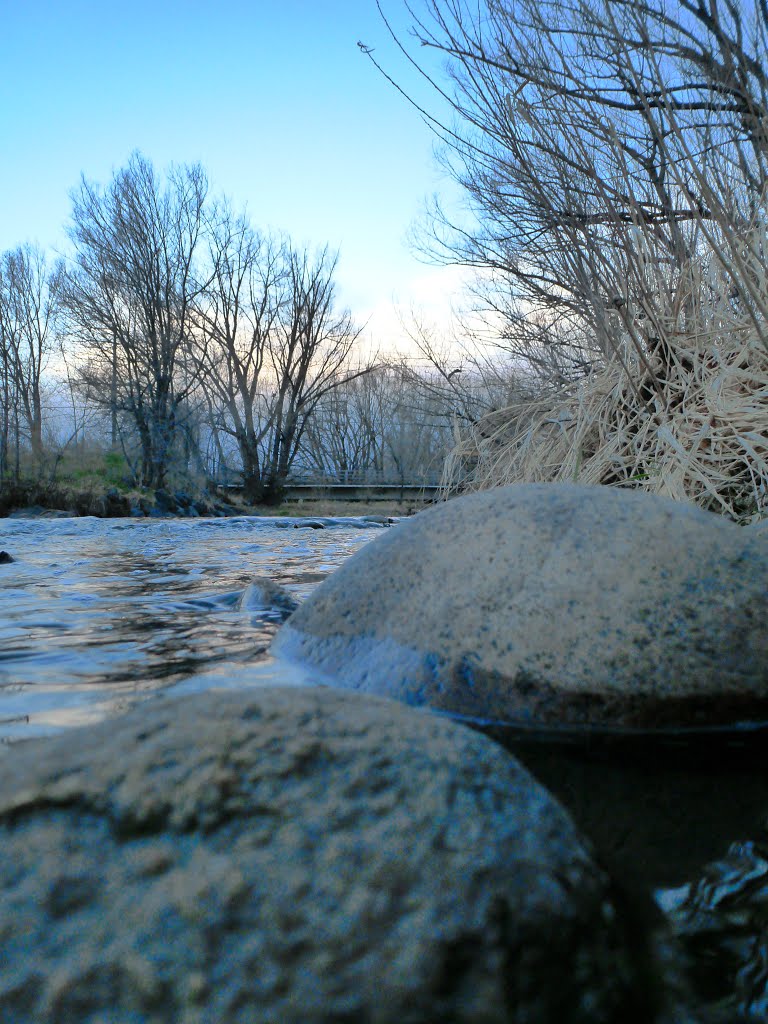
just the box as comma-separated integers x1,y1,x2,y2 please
238,435,265,502
111,328,118,448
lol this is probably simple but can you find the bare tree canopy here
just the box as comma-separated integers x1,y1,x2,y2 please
260,245,367,500
191,202,284,496
371,0,768,369
0,245,62,474
362,0,768,519
62,152,209,489
191,207,370,501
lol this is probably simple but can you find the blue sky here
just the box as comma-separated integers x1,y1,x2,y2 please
0,0,465,347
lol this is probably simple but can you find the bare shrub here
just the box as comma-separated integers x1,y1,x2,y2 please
444,252,768,521
371,0,768,517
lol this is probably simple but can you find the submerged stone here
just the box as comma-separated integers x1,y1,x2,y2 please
238,575,299,617
0,686,675,1023
272,483,768,730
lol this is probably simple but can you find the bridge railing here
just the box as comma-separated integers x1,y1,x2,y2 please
284,469,443,487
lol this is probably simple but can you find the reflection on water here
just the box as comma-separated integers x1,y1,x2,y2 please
0,515,386,743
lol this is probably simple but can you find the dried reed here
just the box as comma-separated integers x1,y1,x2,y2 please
442,256,768,522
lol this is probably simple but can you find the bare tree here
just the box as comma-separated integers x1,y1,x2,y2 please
191,204,285,497
260,246,366,499
299,369,388,480
369,0,768,376
299,362,497,486
0,245,62,474
62,152,209,489
193,215,370,500
367,0,768,512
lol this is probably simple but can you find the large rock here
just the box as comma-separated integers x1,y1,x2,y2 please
0,686,671,1023
272,483,768,730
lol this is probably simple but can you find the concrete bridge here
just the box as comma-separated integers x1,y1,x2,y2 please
225,476,444,503
282,481,442,502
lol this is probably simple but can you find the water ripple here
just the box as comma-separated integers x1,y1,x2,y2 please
0,515,386,743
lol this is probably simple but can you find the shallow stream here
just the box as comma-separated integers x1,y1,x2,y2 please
0,514,383,744
2,513,767,1018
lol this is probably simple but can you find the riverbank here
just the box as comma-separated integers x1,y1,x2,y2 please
0,480,432,520
250,498,428,518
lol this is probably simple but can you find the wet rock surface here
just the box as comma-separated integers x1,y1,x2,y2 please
664,834,768,1023
0,686,674,1024
237,575,299,618
94,486,131,518
7,505,70,519
0,550,14,563
272,483,768,730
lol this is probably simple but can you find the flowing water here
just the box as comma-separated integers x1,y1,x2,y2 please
0,514,386,744
2,513,767,1018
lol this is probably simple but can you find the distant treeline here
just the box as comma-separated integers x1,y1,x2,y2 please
0,153,511,502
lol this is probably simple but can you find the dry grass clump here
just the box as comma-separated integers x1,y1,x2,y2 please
443,263,768,523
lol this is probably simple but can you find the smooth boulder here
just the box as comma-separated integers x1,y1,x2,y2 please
0,686,667,1023
272,483,768,729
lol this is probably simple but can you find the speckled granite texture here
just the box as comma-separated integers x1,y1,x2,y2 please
273,483,768,729
0,685,670,1023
